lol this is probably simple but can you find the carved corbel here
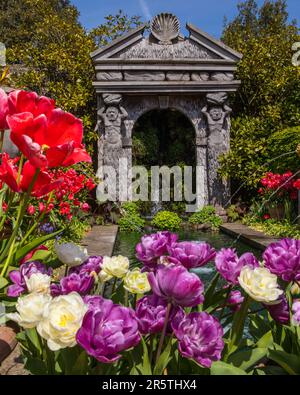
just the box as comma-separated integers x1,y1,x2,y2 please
201,92,232,135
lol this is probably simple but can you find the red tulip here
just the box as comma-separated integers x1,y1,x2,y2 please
7,108,91,168
20,245,48,264
0,88,9,130
20,161,62,198
0,153,62,197
0,153,20,192
8,90,55,118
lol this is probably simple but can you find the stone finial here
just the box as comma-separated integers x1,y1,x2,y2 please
150,13,180,45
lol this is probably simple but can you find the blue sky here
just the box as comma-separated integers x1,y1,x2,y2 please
71,0,299,38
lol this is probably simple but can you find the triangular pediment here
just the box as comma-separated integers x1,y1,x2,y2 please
91,19,242,62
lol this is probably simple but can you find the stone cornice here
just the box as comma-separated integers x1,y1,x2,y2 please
93,80,241,94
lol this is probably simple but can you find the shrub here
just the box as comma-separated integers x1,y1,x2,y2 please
152,211,182,231
118,202,145,232
120,202,139,215
226,205,241,222
268,126,300,173
118,214,145,232
189,206,223,230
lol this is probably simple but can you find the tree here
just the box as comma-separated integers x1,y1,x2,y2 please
0,1,142,155
219,0,300,194
89,10,143,47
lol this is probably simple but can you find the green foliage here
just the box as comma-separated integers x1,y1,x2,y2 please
268,126,300,173
220,0,300,190
118,214,145,232
120,202,140,215
56,217,91,244
89,10,143,47
219,116,270,189
226,205,241,222
1,2,142,157
118,202,145,232
189,206,223,230
243,217,300,239
152,210,181,231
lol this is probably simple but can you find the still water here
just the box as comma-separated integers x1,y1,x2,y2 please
113,229,261,284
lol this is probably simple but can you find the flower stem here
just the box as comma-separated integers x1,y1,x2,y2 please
112,277,117,294
219,285,233,321
124,289,128,307
0,168,40,276
225,295,251,360
20,191,53,246
155,302,172,364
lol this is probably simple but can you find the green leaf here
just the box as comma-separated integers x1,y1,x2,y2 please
0,276,8,290
25,328,42,356
133,337,152,375
24,357,48,375
14,229,63,262
203,273,220,309
228,348,267,371
267,349,300,375
60,346,88,375
211,361,247,375
256,330,273,348
226,295,252,358
28,249,52,263
153,337,173,375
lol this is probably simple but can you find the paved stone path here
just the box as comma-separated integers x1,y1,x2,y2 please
0,225,118,375
221,222,279,251
81,225,118,257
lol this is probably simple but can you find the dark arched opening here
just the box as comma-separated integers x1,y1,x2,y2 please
132,108,195,167
132,108,196,215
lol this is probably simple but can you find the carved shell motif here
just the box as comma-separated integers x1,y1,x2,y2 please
150,13,180,45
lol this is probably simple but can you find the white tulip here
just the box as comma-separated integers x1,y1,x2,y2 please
124,269,151,294
25,273,51,294
98,270,113,283
7,293,52,329
37,292,87,351
101,255,129,278
55,242,88,267
238,266,283,305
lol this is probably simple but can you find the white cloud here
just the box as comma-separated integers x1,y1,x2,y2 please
139,0,152,21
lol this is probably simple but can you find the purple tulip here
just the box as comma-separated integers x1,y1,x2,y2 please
172,312,224,368
292,300,300,325
76,301,141,363
7,261,52,297
83,295,109,310
215,249,259,284
227,290,244,312
135,294,184,335
263,239,300,282
50,272,95,297
70,256,103,275
264,295,290,325
136,231,178,270
148,264,204,307
167,241,216,269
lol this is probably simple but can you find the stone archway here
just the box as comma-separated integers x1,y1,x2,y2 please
92,13,242,209
132,107,196,167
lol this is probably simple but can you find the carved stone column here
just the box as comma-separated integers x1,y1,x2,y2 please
95,93,129,201
201,92,231,207
194,117,209,210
